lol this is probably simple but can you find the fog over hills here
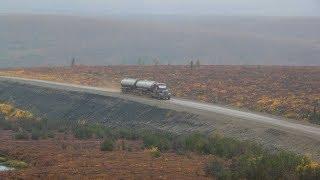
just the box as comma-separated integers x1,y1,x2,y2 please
0,14,320,67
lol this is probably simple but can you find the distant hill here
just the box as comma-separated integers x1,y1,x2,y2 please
0,14,320,67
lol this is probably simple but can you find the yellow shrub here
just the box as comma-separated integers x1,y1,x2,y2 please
0,103,14,116
149,147,161,158
11,109,33,120
0,103,34,121
297,161,320,172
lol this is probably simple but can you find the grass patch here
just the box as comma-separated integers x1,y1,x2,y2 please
0,156,7,163
3,160,28,169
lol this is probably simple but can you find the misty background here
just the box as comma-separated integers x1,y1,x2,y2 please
2,0,320,17
0,0,320,67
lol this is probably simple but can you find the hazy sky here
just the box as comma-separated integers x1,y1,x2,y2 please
1,0,319,17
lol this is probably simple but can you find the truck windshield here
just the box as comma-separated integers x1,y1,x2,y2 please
158,85,167,91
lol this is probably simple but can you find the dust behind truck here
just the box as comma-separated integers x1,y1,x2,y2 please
121,78,171,100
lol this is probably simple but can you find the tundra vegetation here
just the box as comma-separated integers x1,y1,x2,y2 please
0,102,55,140
0,154,28,170
1,65,319,124
50,123,320,179
0,102,319,179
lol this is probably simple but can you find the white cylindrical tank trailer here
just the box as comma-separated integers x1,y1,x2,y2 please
120,78,138,93
121,78,138,87
135,80,156,90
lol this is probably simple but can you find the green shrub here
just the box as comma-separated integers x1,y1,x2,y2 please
116,128,139,140
201,133,320,180
142,132,171,151
14,131,29,140
31,129,41,140
88,124,110,139
47,131,55,138
73,124,114,139
100,139,115,151
172,136,187,154
0,116,13,130
228,151,307,179
16,118,42,132
210,136,242,158
184,133,208,153
205,158,232,180
74,126,93,139
310,113,320,124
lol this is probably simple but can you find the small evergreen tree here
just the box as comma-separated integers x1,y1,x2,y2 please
71,58,76,67
137,58,144,65
196,59,200,68
153,58,160,66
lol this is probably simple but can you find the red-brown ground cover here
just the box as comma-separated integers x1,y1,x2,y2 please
0,130,210,179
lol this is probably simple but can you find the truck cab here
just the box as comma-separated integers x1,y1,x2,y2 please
154,83,171,100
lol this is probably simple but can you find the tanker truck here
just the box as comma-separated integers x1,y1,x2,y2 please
120,78,171,100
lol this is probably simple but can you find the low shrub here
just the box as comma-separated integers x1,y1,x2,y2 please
31,129,41,140
0,115,13,130
310,113,320,124
142,132,171,151
206,135,259,158
47,131,55,138
73,124,113,140
4,160,28,169
116,128,139,140
172,136,187,154
234,151,305,179
14,131,29,140
178,133,263,158
205,150,320,180
150,147,161,158
73,126,93,139
88,124,111,139
184,133,208,153
100,139,115,151
205,158,232,180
